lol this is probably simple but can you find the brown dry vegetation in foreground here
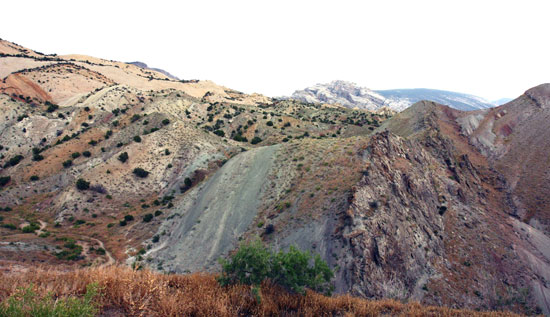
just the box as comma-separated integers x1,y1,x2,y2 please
0,265,521,316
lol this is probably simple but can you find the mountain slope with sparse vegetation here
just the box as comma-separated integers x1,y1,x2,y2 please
0,38,548,315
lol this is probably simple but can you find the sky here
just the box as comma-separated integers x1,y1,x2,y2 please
2,0,549,101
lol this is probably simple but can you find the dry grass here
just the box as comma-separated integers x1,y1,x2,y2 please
0,265,520,316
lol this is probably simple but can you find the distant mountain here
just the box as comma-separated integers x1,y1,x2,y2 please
288,80,388,110
376,88,495,111
127,61,180,80
491,97,513,105
288,81,496,111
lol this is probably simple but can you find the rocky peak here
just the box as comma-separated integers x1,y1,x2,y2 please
291,80,387,110
525,83,550,109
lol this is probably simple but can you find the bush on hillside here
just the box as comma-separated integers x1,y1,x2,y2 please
118,152,129,163
4,155,24,168
32,153,44,161
142,213,154,223
62,160,73,168
218,240,334,295
132,168,149,178
76,178,90,190
251,136,262,144
130,114,141,123
0,176,11,187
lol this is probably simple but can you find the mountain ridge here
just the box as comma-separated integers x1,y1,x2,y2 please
288,80,497,112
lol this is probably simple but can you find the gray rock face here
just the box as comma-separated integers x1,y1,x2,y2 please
150,145,280,272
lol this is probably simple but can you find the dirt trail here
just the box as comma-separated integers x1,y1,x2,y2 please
91,238,115,266
32,219,115,266
34,220,47,236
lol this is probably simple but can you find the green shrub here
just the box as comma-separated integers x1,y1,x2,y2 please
142,213,154,223
32,153,44,161
2,223,17,230
214,130,225,137
71,152,81,159
21,222,40,233
46,103,59,112
118,152,129,163
218,240,272,287
62,160,73,168
82,151,92,157
76,178,90,190
0,283,99,317
133,135,142,143
218,240,334,295
5,155,24,167
162,119,170,125
251,137,262,144
0,176,11,187
233,134,248,142
131,114,141,123
266,121,273,126
54,242,83,261
132,168,149,178
124,215,134,222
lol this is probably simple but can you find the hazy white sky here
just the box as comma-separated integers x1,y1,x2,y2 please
2,0,549,100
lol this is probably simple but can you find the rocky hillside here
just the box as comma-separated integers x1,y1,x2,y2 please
0,38,548,315
0,39,388,270
288,80,496,111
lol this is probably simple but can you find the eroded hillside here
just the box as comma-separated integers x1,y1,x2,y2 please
1,39,548,315
0,38,388,272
